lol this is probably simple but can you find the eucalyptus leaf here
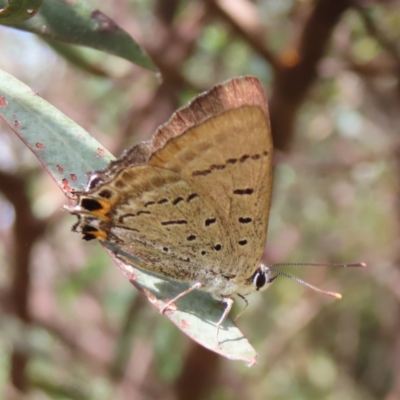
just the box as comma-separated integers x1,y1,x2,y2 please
0,0,157,72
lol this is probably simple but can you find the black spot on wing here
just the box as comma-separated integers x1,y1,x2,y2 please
187,193,199,202
173,196,184,205
99,189,112,199
192,169,212,177
82,225,98,233
205,218,216,227
233,188,254,195
83,233,96,241
161,220,188,226
81,198,103,211
211,164,226,170
137,210,151,215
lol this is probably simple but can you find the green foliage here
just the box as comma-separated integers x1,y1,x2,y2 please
0,0,156,71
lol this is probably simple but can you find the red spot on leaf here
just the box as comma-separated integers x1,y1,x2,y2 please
56,164,64,174
0,96,7,107
62,178,72,192
181,319,190,328
97,147,106,156
143,288,157,303
35,142,44,151
128,272,137,281
70,174,77,181
14,120,20,128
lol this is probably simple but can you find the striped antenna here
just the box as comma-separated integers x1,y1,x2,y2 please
271,262,366,269
269,262,366,299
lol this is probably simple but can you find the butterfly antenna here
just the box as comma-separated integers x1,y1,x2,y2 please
270,262,366,269
270,270,343,299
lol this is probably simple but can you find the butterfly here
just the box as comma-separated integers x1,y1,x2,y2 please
66,76,365,346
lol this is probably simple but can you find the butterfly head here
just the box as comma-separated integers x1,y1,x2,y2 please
251,264,277,292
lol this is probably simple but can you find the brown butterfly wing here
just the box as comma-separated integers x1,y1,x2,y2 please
70,77,272,286
149,105,272,279
88,165,234,283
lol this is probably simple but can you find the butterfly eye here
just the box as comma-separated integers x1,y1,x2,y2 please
253,270,267,290
252,265,277,290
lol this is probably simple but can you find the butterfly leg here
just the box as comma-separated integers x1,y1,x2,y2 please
160,282,202,314
234,294,248,322
216,297,234,348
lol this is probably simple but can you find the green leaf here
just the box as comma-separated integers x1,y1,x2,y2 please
0,0,157,72
0,0,43,24
0,69,258,364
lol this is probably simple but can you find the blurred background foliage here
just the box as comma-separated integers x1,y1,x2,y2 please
0,0,399,399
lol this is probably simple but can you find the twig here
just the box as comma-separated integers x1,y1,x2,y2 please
204,0,279,70
0,170,47,391
269,0,352,150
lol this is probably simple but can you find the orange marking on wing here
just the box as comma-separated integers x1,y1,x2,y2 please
91,230,108,240
90,199,116,219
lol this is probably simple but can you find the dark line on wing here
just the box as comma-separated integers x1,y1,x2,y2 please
161,220,188,226
233,188,254,195
118,213,136,223
173,197,184,205
81,198,103,211
187,193,199,202
192,169,212,176
205,218,216,227
210,164,226,170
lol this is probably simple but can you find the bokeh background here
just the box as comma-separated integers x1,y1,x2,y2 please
0,0,399,399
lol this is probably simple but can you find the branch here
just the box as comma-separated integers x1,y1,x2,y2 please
269,0,352,150
0,170,47,391
204,0,278,69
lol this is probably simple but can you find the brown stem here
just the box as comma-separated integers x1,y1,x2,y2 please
204,0,278,69
0,170,46,391
269,0,352,150
174,342,220,400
